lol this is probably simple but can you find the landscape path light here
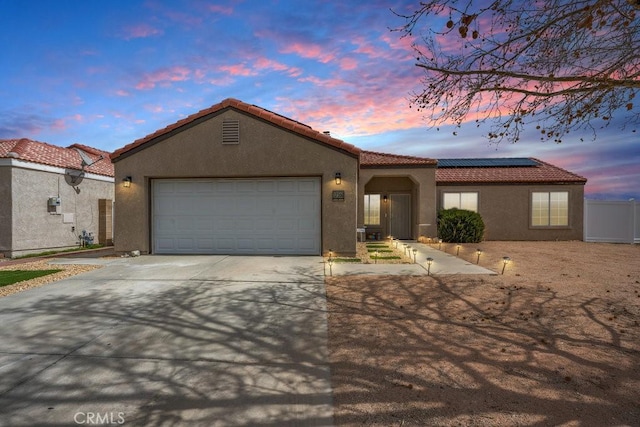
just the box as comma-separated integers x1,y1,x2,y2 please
456,244,461,256
412,248,417,263
426,257,434,276
476,249,482,264
327,256,334,276
374,250,379,264
501,256,511,275
438,239,442,250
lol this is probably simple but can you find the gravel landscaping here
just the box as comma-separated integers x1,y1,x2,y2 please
326,241,640,426
0,260,101,299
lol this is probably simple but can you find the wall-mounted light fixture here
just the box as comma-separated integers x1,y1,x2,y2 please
334,172,341,185
383,195,388,203
123,176,132,188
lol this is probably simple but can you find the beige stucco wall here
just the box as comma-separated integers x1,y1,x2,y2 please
436,183,585,241
0,166,12,255
358,167,437,239
6,166,114,257
113,109,359,256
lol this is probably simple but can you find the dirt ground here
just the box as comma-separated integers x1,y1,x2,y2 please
326,241,640,426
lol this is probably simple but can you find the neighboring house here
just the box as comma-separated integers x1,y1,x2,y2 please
0,139,114,258
111,98,587,257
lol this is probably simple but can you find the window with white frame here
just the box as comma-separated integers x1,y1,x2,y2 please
443,192,478,212
531,191,569,226
364,194,381,225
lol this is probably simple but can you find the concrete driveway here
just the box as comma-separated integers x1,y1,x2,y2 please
0,256,333,427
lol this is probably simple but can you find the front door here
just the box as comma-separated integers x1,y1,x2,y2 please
390,194,411,239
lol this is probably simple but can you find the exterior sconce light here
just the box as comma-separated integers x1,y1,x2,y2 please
123,176,132,188
334,172,341,185
456,244,461,256
412,248,417,263
501,256,511,275
383,195,388,203
426,257,434,276
476,249,482,264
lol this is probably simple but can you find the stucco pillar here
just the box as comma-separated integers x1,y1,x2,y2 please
98,199,113,246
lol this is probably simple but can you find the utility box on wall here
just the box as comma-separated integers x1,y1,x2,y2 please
47,196,61,214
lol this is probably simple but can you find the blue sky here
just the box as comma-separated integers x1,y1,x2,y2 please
1,0,638,199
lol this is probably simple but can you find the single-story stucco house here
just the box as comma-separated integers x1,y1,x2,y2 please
0,139,114,258
110,98,587,257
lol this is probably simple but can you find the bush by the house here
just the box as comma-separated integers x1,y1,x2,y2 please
438,208,485,243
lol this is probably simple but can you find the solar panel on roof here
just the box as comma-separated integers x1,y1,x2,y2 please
437,158,539,168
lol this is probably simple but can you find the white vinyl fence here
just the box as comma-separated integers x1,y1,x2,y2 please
584,199,639,243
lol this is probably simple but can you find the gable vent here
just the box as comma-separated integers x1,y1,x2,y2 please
222,119,240,144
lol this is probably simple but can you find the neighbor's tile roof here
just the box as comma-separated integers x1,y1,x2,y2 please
111,98,361,161
360,150,437,167
436,158,587,184
0,138,114,177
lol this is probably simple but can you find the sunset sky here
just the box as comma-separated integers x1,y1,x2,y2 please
1,0,638,199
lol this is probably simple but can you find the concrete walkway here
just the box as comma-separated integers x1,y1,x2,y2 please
0,255,333,426
330,241,495,276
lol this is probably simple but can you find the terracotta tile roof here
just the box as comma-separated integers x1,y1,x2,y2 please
0,138,114,177
111,98,361,161
436,158,587,184
360,150,437,167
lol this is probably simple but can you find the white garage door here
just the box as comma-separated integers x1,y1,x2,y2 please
152,178,321,255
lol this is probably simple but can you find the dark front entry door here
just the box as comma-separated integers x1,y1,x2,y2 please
390,194,411,239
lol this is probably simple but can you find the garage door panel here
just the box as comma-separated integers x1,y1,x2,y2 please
153,178,320,254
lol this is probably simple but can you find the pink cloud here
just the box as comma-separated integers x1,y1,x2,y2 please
121,23,163,40
115,89,130,97
281,42,336,64
51,119,67,131
254,57,302,77
340,57,357,70
144,104,164,113
297,75,346,89
219,64,256,77
352,36,389,59
135,66,191,90
209,5,233,15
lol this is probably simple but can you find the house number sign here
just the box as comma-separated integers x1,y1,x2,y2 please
332,190,345,201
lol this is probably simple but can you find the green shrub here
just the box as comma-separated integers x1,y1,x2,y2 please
437,208,485,243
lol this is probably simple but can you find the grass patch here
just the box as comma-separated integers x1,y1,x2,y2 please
333,258,362,263
14,245,104,260
0,270,63,287
371,256,402,260
367,249,393,253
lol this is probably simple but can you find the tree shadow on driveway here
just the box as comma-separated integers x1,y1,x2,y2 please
0,265,333,426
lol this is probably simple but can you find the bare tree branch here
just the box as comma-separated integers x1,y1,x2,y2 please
394,0,640,143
